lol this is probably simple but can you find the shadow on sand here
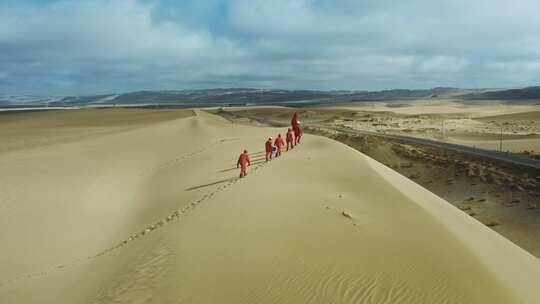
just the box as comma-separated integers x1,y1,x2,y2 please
227,150,266,162
185,177,238,191
217,160,269,173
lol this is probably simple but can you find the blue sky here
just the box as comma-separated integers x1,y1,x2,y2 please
1,0,540,95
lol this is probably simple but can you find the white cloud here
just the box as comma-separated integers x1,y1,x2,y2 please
1,0,539,94
419,56,468,73
2,1,242,62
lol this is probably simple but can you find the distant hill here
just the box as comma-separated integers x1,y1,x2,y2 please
0,89,336,107
109,89,337,105
461,87,540,100
0,87,477,108
348,87,463,101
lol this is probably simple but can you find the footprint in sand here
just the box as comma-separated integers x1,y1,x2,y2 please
139,139,234,176
12,146,270,283
343,211,363,229
341,210,354,219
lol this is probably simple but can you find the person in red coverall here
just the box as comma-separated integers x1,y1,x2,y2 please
237,149,251,178
286,128,294,150
294,122,302,145
265,137,273,161
291,112,299,130
274,134,285,157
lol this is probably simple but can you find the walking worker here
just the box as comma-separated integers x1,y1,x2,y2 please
237,149,251,178
294,122,303,145
286,128,294,150
265,137,274,161
291,112,299,130
274,134,285,157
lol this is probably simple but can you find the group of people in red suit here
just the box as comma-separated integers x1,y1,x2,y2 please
237,112,303,178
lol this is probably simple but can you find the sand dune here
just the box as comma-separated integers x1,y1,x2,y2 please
1,109,539,303
307,101,540,153
477,110,540,122
327,100,539,116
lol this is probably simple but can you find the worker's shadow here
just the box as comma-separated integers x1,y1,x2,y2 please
185,177,238,191
217,160,267,173
187,149,275,191
227,150,265,162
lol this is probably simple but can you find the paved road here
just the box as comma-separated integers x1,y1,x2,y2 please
218,110,540,170
323,125,540,170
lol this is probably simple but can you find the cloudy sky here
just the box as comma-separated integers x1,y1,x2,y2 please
1,0,539,95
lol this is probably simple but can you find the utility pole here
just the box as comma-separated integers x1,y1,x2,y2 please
499,125,503,152
441,119,445,139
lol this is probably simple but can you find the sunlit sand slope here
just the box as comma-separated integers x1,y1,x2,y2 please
1,110,539,304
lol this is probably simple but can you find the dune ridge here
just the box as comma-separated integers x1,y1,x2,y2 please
1,109,539,303
364,153,540,303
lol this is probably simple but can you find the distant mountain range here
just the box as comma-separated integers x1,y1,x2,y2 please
1,87,539,108
460,86,540,100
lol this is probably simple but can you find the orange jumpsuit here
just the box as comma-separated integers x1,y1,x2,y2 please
274,135,284,157
286,128,294,150
237,151,251,177
291,112,299,129
265,139,273,161
294,124,302,145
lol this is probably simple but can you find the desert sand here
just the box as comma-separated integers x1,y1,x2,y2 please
324,100,540,154
1,108,540,303
220,104,540,256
